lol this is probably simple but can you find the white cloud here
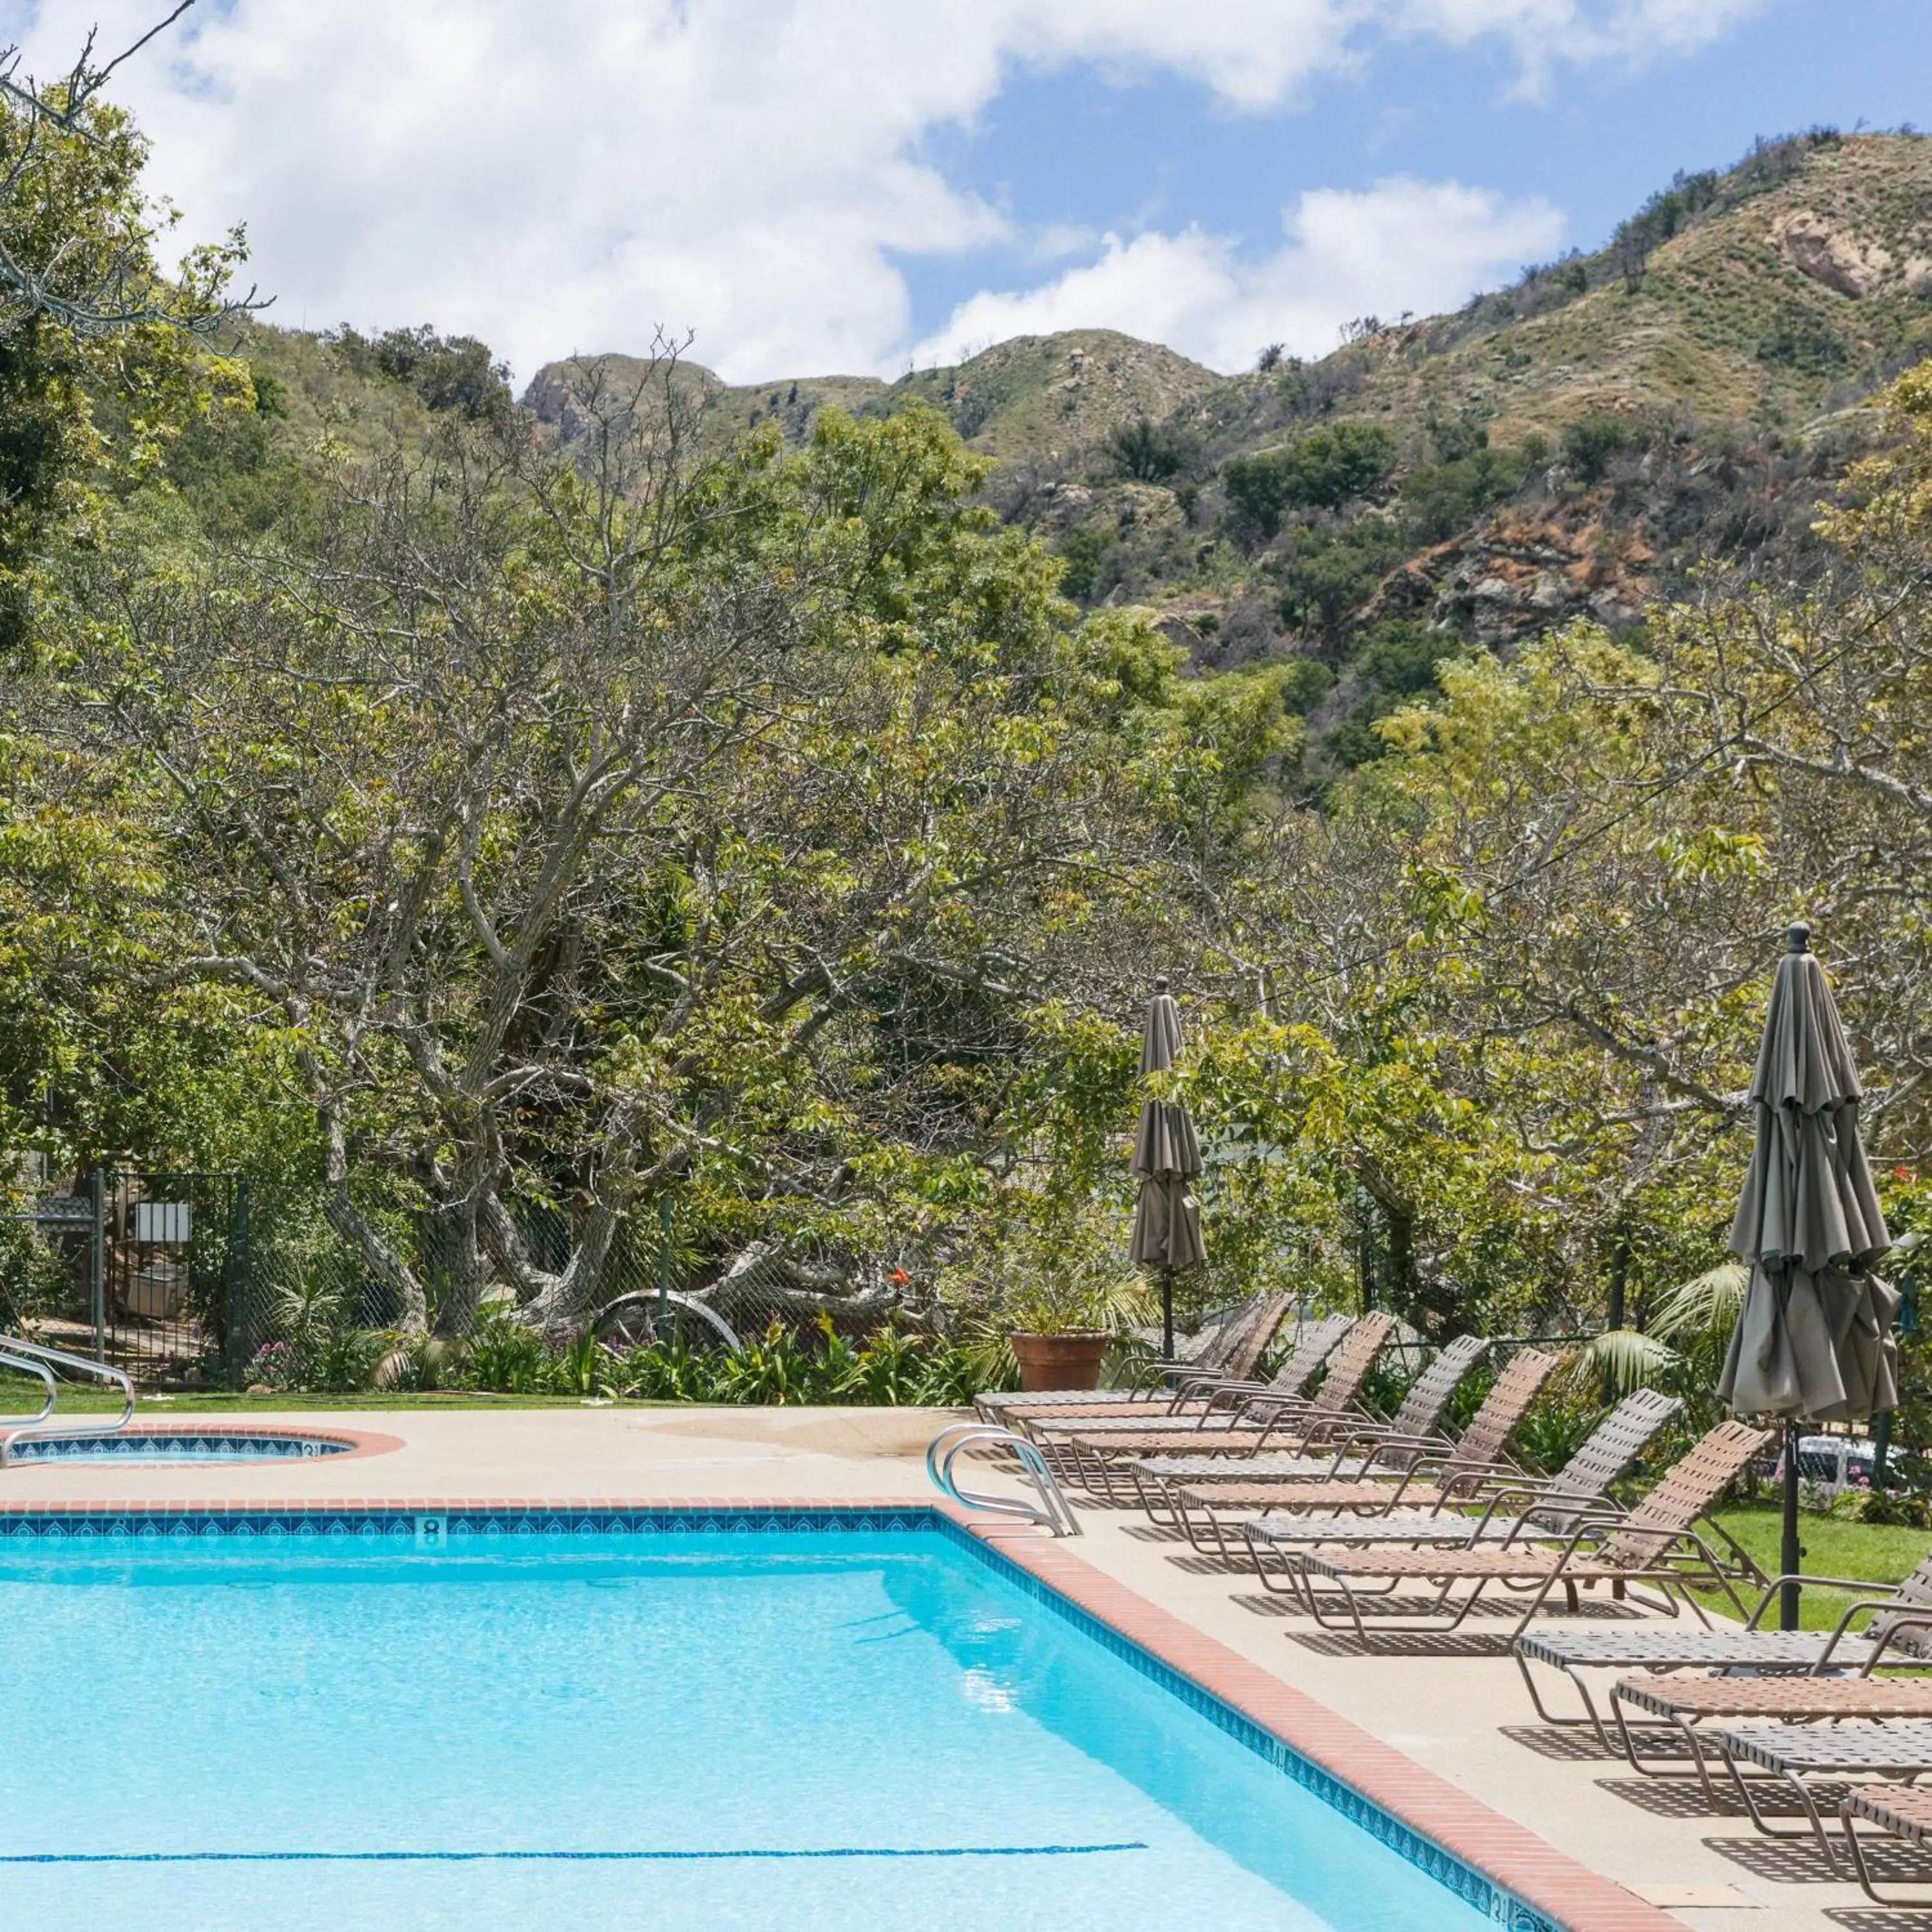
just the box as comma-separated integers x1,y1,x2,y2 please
1397,0,1766,91
5,0,1752,383
909,180,1564,374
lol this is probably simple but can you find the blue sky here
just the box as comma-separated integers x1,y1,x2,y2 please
896,0,1932,368
15,0,1931,382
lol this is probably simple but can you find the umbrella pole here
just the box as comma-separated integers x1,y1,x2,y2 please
1161,1267,1175,1365
1781,1419,1803,1632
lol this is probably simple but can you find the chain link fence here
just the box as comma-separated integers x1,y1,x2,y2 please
4,1171,964,1385
5,1169,1348,1390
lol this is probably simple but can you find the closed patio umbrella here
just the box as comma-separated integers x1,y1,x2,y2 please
1130,976,1206,1361
1718,923,1898,1627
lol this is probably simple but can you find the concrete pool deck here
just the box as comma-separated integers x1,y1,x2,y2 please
0,1403,1909,1932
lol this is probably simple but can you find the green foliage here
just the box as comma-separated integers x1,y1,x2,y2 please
1511,1393,1606,1474
1609,167,1719,288
467,1307,552,1394
1057,518,1119,601
1276,656,1335,716
1104,415,1191,483
1756,305,1850,375
1274,517,1410,643
1222,422,1397,540
1399,444,1530,543
247,1307,1004,1406
328,324,513,422
1560,413,1638,483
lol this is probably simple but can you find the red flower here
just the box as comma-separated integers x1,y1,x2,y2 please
889,1267,909,1285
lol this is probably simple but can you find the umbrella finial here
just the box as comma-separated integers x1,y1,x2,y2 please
1153,974,1170,992
1788,922,1811,954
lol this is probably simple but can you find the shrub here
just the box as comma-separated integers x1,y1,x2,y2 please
1274,518,1410,644
1105,416,1192,483
1861,1490,1932,1529
1222,422,1397,542
1400,446,1528,542
1757,305,1850,375
329,324,513,422
468,1305,550,1393
1057,521,1119,602
1561,414,1638,484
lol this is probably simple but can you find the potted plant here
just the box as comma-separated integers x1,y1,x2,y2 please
1003,1278,1118,1392
940,1196,1155,1393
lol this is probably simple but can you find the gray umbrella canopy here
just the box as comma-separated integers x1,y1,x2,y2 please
1718,927,1898,1423
1130,979,1206,1273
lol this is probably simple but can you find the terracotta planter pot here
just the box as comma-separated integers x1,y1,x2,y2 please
1010,1329,1112,1392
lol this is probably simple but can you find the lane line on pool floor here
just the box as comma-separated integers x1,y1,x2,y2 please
0,1844,1151,1865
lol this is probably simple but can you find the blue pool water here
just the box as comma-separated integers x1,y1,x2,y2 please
0,1522,1502,1932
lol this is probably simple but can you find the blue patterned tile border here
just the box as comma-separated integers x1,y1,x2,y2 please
942,1518,1560,1932
8,1432,352,1463
0,1501,1554,1929
0,1506,938,1541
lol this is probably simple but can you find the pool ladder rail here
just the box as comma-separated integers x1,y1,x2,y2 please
0,1335,136,1465
925,1423,1083,1537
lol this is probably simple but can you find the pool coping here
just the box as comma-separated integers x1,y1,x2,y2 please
0,1496,1685,1932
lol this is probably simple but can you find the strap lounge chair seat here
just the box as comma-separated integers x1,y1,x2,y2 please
1515,1553,1932,1748
1840,1783,1932,1906
1238,1388,1681,1593
1290,1420,1772,1646
1609,1674,1932,1824
1030,1314,1396,1500
974,1294,1305,1424
1144,1347,1560,1555
1599,1573,1932,1781
1705,1720,1932,1880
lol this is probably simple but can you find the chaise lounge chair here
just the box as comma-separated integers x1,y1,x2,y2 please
1028,1314,1397,1501
1515,1554,1929,1750
1135,1336,1540,1551
1287,1418,1772,1647
977,1298,1325,1428
1238,1386,1681,1590
974,1291,1275,1423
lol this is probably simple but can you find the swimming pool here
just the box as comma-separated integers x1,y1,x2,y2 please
0,1511,1522,1932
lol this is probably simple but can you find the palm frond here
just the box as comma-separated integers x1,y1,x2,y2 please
1561,1326,1679,1399
1648,1262,1750,1346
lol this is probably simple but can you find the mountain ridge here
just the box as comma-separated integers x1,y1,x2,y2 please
207,129,1932,785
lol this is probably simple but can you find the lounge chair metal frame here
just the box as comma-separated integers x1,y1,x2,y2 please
1283,1420,1770,1647
1034,1313,1397,1502
1238,1387,1682,1596
1146,1343,1556,1559
1515,1555,1931,1753
1841,1782,1932,1906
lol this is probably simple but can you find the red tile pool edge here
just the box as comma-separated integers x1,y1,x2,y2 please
946,1513,1685,1932
0,1495,1685,1932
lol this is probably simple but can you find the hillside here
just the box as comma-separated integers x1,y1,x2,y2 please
191,131,1932,784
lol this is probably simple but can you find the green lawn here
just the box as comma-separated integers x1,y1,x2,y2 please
1708,1501,1932,1629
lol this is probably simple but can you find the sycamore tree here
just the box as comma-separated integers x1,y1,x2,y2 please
44,361,1195,1333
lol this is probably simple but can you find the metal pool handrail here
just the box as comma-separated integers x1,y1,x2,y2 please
0,1349,58,1436
926,1423,1083,1538
0,1336,135,1465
